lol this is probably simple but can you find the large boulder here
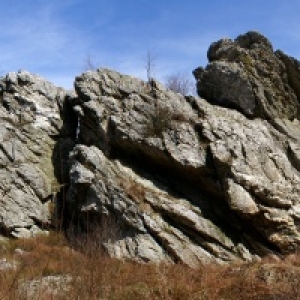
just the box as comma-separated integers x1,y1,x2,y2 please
66,68,300,265
0,71,70,237
193,31,300,120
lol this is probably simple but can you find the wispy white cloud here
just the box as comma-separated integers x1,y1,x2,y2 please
1,0,300,90
0,1,94,87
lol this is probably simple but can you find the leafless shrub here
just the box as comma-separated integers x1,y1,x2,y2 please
165,72,195,96
143,104,172,138
144,50,157,82
143,104,189,138
83,54,98,72
66,216,122,258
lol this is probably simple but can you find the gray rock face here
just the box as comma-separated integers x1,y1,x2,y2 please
194,31,300,120
2,31,300,267
0,71,68,237
193,61,256,116
66,66,300,265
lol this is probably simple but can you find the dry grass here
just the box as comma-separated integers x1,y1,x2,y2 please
119,178,146,204
143,105,173,138
0,233,300,299
142,103,190,138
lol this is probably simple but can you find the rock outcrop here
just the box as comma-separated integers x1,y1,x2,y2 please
0,71,70,237
2,31,300,267
66,57,300,265
193,31,300,120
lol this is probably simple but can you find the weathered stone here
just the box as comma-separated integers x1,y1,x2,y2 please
194,61,256,116
276,50,300,105
68,66,300,264
0,71,68,237
194,31,300,120
66,144,240,266
0,258,17,270
18,275,72,298
2,31,300,268
226,179,260,216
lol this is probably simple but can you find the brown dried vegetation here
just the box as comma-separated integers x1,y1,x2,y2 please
0,233,300,299
143,104,189,138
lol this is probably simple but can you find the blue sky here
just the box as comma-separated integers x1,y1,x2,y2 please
1,0,300,89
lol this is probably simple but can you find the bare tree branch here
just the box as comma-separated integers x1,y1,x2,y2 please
144,50,157,82
84,54,97,71
165,72,196,96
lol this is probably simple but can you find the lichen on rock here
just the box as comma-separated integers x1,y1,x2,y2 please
194,31,300,120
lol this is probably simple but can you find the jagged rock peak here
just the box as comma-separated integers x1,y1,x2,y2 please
194,31,300,120
207,31,273,62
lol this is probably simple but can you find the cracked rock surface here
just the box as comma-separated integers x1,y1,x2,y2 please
68,55,300,264
2,31,300,267
0,71,68,237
